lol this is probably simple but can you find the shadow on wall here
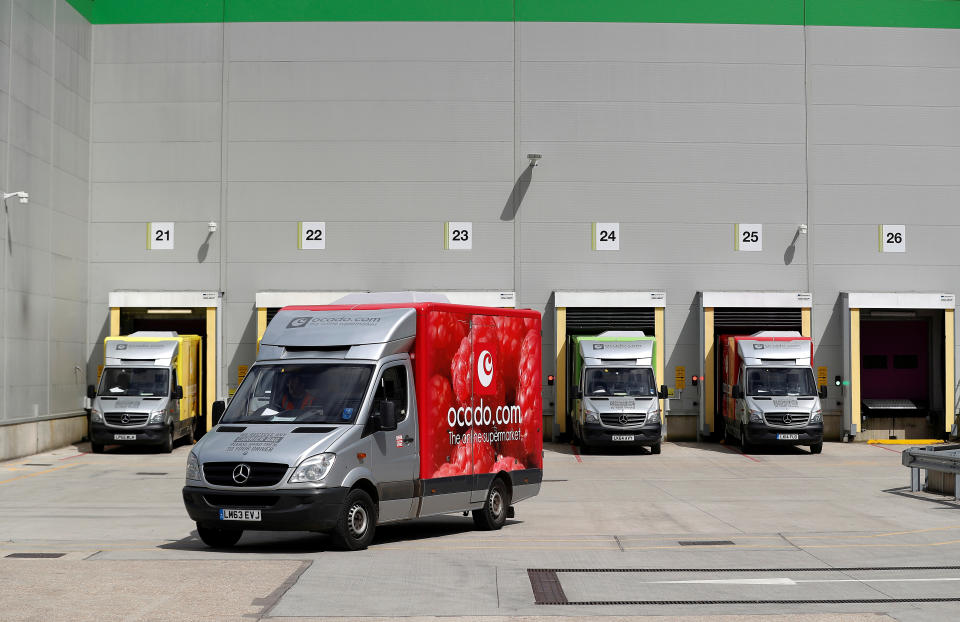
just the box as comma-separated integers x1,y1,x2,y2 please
783,228,800,265
197,231,213,263
500,165,533,221
228,310,259,394
87,313,110,389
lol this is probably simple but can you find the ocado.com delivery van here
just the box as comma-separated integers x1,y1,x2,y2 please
183,303,542,550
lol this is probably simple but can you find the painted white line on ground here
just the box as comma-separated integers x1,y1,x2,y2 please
648,577,960,586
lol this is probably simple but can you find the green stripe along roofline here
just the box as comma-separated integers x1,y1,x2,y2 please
65,0,960,28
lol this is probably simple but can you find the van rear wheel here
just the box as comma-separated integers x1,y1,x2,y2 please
333,489,377,551
473,478,509,531
197,524,242,548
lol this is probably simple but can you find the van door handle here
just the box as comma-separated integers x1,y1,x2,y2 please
403,435,415,444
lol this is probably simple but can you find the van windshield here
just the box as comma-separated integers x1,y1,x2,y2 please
746,367,817,397
99,368,169,397
584,367,656,397
222,363,374,424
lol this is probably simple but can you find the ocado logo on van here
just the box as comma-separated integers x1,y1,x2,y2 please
477,350,494,388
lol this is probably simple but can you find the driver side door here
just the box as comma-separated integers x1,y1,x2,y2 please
369,362,418,522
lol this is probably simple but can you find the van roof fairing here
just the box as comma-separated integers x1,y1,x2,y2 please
578,339,654,367
261,308,417,349
737,339,812,367
104,338,179,366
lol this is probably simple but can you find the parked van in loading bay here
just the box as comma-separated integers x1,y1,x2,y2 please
183,303,543,550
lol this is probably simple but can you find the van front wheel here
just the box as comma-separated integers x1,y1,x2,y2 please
473,478,509,531
197,524,242,548
333,489,377,551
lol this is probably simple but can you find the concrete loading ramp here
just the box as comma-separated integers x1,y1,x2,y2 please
698,292,812,440
107,291,222,435
842,293,955,441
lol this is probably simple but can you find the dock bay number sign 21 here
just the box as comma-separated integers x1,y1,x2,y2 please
147,222,174,250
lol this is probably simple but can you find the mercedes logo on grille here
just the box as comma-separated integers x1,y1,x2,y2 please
120,413,130,424
783,414,793,425
619,414,630,425
232,464,251,485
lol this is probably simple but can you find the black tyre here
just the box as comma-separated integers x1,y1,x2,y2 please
722,421,732,445
197,524,243,548
90,442,104,454
472,477,509,531
160,427,174,453
333,489,377,551
810,442,823,454
651,443,662,455
740,424,752,453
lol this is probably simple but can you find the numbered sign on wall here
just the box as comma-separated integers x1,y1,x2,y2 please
147,222,174,250
879,224,905,253
444,222,472,250
735,224,762,251
592,222,619,251
298,222,325,250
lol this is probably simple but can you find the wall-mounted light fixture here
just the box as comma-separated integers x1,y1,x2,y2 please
208,221,218,233
526,154,542,167
2,191,28,204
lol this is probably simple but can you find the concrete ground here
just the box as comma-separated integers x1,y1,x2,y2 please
0,439,957,621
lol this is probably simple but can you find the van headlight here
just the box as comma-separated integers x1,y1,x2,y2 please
647,410,660,424
811,409,823,423
584,409,600,423
289,453,336,484
90,409,103,423
185,452,201,481
148,410,165,424
748,409,764,423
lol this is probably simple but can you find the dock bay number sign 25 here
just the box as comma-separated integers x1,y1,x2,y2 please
735,224,762,252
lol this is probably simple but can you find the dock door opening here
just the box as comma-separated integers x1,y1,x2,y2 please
699,292,812,439
554,292,666,439
843,293,955,441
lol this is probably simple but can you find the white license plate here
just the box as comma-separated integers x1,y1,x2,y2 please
611,435,635,441
220,509,261,521
777,433,800,440
113,434,136,441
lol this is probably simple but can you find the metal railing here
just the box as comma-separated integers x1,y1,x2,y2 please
902,445,960,499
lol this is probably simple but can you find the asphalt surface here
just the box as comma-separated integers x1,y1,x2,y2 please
0,437,957,621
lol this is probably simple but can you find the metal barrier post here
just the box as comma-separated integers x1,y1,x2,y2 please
911,467,922,492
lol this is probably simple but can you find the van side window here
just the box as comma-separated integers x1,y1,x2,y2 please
373,365,408,422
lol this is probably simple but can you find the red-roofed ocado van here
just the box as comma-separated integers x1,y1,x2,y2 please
183,302,542,550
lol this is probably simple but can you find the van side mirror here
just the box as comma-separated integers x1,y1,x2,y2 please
378,401,397,432
818,386,827,399
732,386,743,399
87,384,96,399
658,385,668,399
172,385,184,400
211,400,226,425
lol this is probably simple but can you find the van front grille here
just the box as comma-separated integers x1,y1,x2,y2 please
105,413,148,426
203,462,289,487
600,413,646,427
764,413,809,427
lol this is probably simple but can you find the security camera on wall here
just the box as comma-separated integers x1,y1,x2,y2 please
3,191,28,204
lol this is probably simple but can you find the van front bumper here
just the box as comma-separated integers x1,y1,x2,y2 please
745,422,824,446
90,422,168,445
182,486,348,532
582,421,662,447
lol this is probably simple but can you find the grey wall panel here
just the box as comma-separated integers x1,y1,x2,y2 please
224,301,257,345
5,292,49,340
11,49,52,116
93,62,222,103
811,145,960,185
228,61,512,102
51,212,86,260
813,186,960,225
53,169,89,220
10,147,51,206
53,125,88,181
89,222,221,262
815,225,960,266
54,82,90,138
8,203,51,252
228,21,513,62
55,39,90,95
521,102,805,143
807,26,960,68
813,265,960,294
91,142,221,182
0,0,9,45
227,141,513,182
229,101,512,142
225,261,514,302
93,102,221,142
91,181,221,221
226,181,512,222
521,22,803,63
226,221,514,263
810,105,960,146
87,263,221,304
522,62,804,103
7,244,51,295
809,66,960,106
52,256,86,302
13,0,52,29
10,99,50,161
12,2,53,73
93,23,222,63
519,182,806,223
519,143,805,183
55,0,90,59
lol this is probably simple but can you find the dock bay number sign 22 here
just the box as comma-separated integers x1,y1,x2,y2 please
299,222,325,250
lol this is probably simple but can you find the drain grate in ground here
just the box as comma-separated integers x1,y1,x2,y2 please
678,540,734,546
528,566,960,606
136,472,168,476
25,464,52,467
6,553,65,559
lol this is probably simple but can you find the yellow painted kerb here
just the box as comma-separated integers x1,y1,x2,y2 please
555,307,567,434
802,307,811,338
109,307,120,337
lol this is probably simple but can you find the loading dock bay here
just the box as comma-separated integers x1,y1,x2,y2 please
2,439,959,621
